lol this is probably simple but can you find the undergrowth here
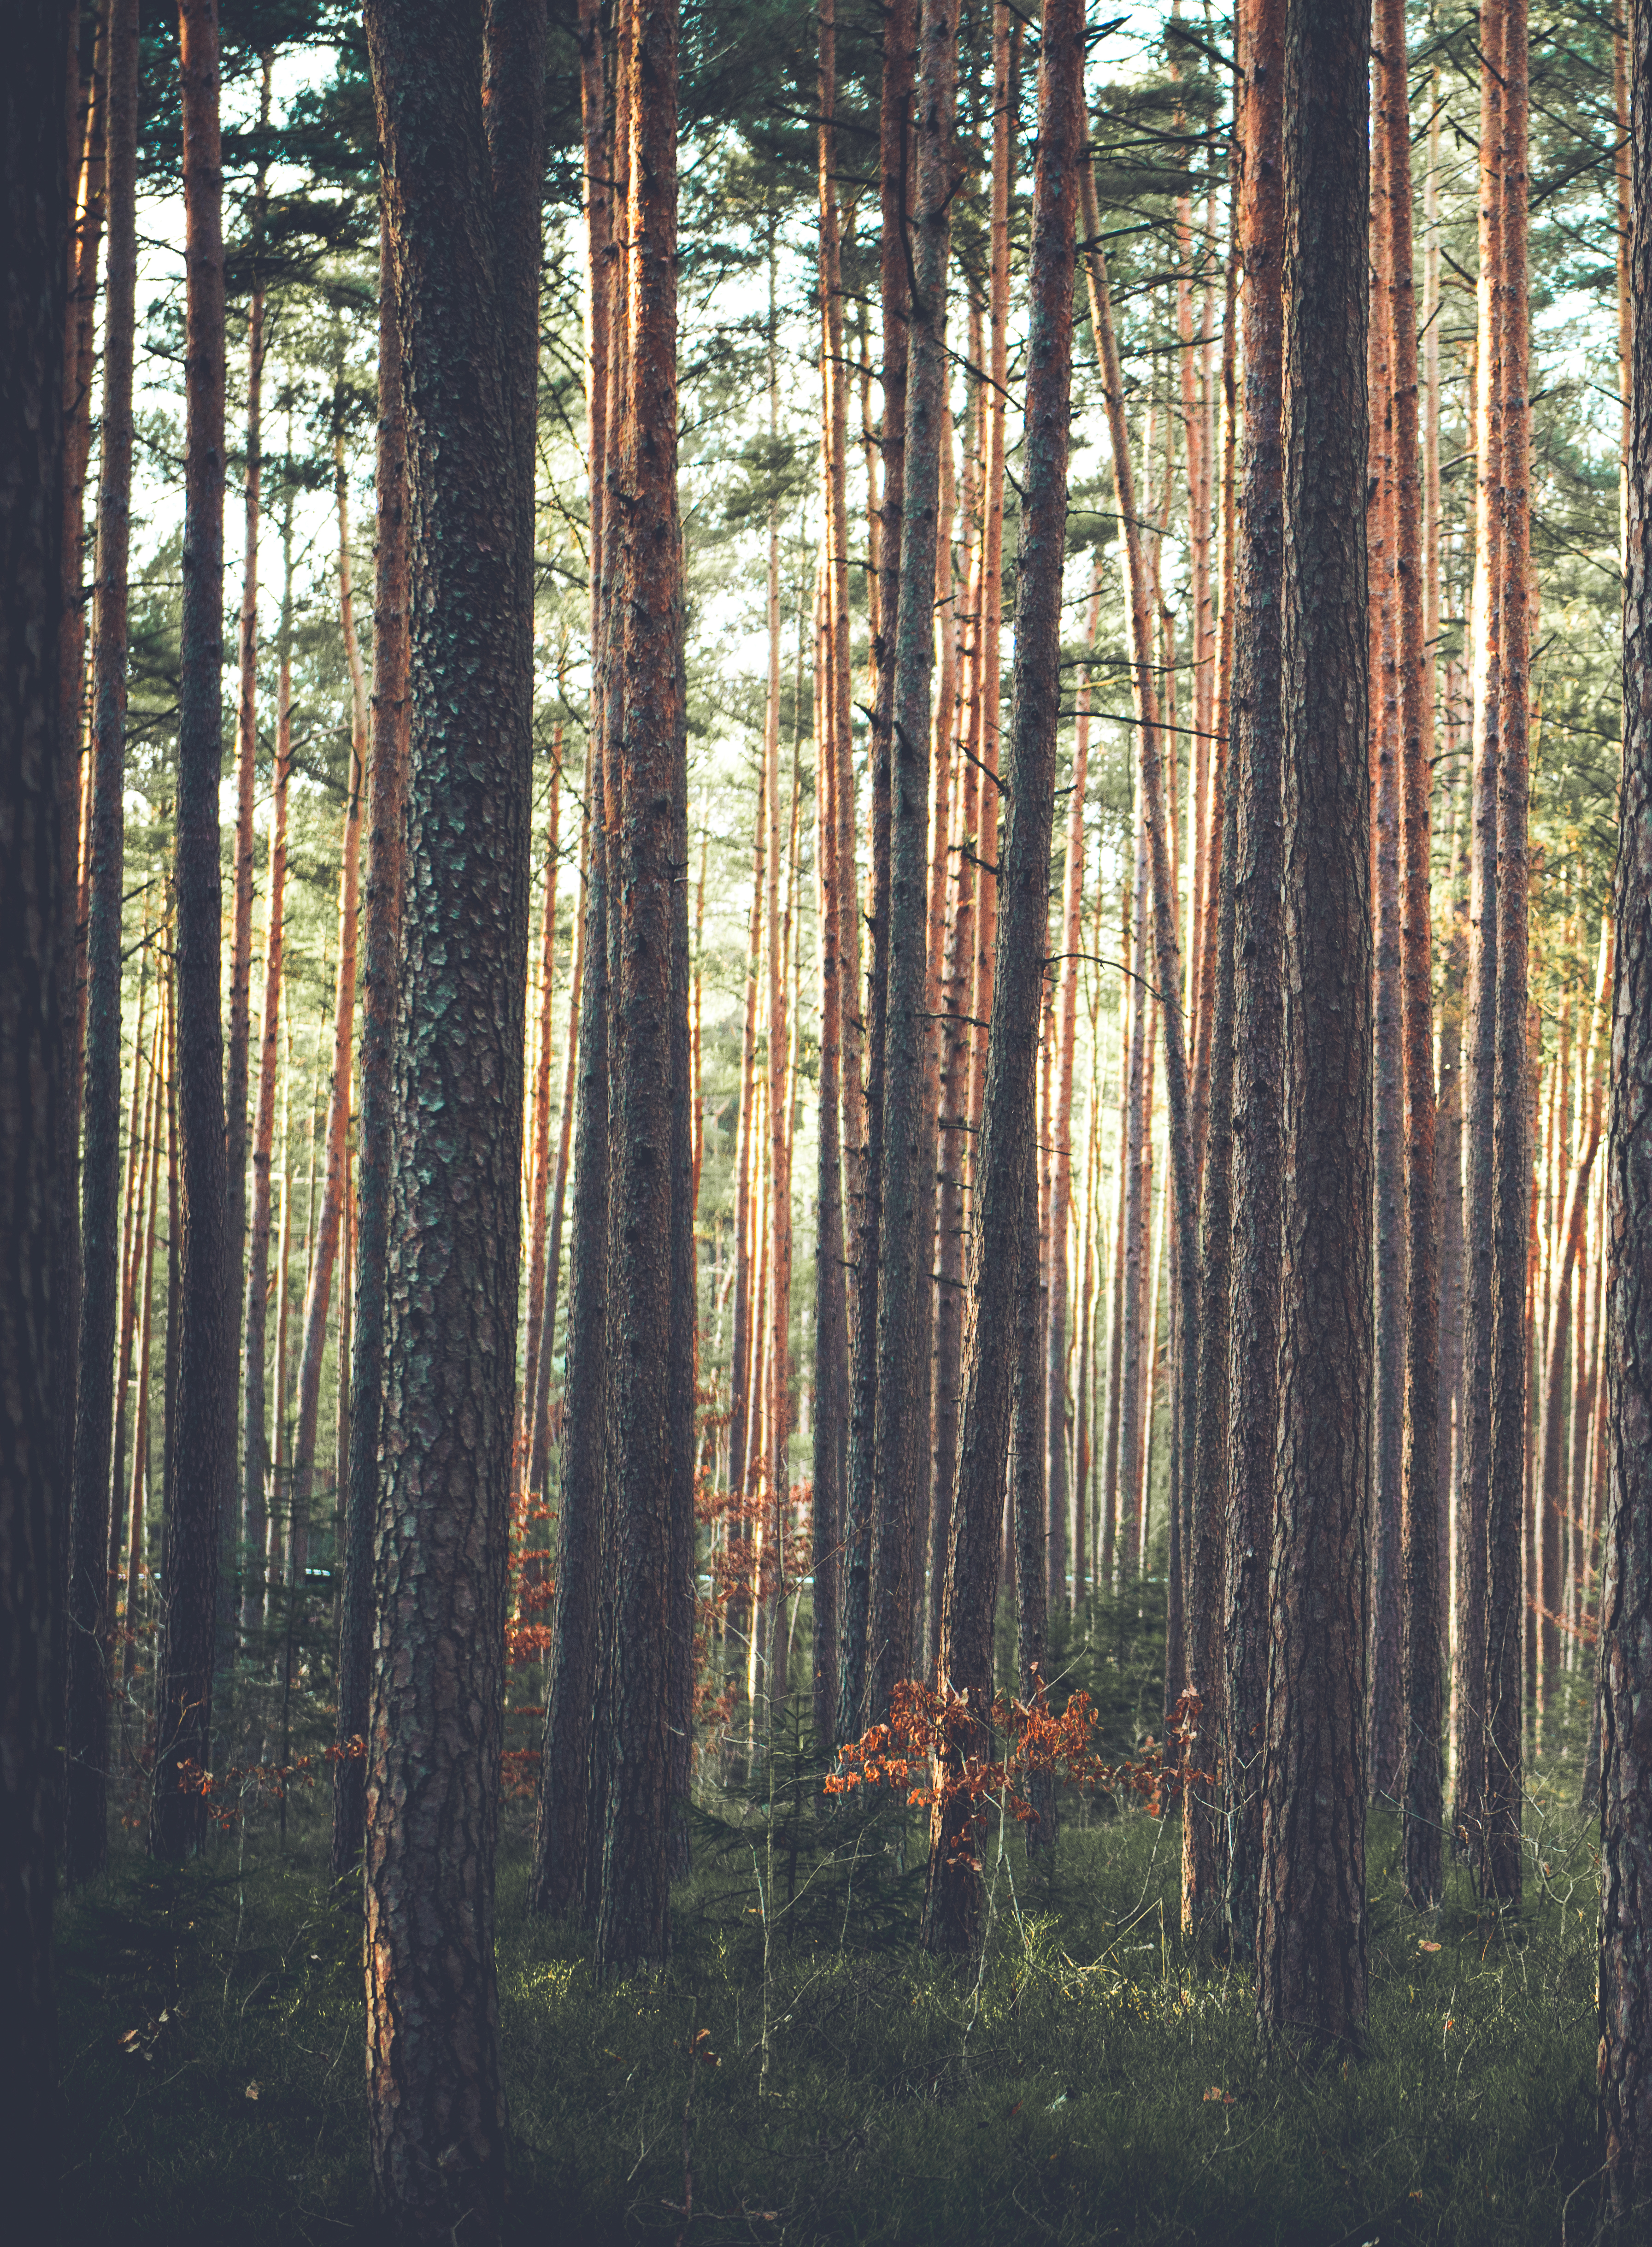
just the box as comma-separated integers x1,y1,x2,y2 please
57,1706,1613,2247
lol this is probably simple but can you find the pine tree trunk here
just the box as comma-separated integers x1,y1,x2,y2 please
241,488,292,1643
225,52,271,1486
1375,0,1442,1909
1014,1130,1053,1853
924,0,1081,1952
1601,12,1652,2201
596,0,682,1975
151,0,231,1863
331,191,407,1887
528,751,589,1500
358,0,543,2226
518,736,562,1487
868,0,958,1727
1484,0,1529,1910
839,0,916,1741
1453,6,1504,1870
1255,0,1371,2053
1,4,72,2173
66,0,137,1887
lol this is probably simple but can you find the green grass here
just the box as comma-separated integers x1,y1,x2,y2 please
58,1728,1611,2245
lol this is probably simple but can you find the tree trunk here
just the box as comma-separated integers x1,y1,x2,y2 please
596,0,682,1976
924,0,1081,1952
331,190,407,1886
0,0,71,2178
1483,0,1529,1910
1375,0,1442,1910
1601,12,1652,2205
359,0,543,2228
839,0,916,1742
1453,1,1504,1871
869,0,958,1727
241,484,292,1643
66,0,137,1888
151,0,231,1863
225,51,271,1496
518,739,562,1490
1014,1126,1053,1853
1255,0,1371,2054
286,429,366,1589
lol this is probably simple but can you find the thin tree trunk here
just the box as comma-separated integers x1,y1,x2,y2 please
152,0,232,1863
1376,0,1442,1910
528,749,589,1498
285,432,367,1573
1483,0,1529,1910
331,189,407,1886
65,0,137,1886
225,51,271,1497
1453,0,1504,1870
1255,0,1371,2054
124,992,165,1687
518,734,563,1486
924,0,1082,1952
1014,1128,1053,1852
596,0,682,1975
1600,11,1652,2203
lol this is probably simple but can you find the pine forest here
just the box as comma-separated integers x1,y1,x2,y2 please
12,0,1652,2240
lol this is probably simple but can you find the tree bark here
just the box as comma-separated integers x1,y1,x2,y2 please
151,0,231,1863
241,483,293,1643
332,189,407,1887
65,0,137,1889
1255,0,1371,2054
0,0,71,2185
1483,0,1529,1910
518,740,562,1492
869,0,958,1726
1602,13,1652,2207
596,0,682,1976
359,0,542,2228
924,0,1081,1952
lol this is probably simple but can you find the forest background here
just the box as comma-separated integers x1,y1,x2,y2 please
6,0,1647,2241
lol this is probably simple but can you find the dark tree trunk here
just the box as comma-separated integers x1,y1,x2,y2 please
1453,2,1503,1871
839,0,916,1744
331,192,407,1888
1376,0,1441,1910
358,0,543,2230
595,0,682,1975
1483,0,1529,1912
151,0,232,1863
869,0,958,1726
0,0,71,2190
923,0,1082,1953
1013,1109,1053,1853
1602,17,1652,2208
1255,0,1371,2054
66,0,138,1890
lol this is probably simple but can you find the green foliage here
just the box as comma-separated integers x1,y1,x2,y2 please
62,1764,1605,2245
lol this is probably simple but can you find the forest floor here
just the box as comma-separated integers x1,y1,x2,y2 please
59,1707,1612,2247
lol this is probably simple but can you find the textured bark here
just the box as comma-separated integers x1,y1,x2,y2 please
838,0,915,1743
241,489,293,1642
1046,571,1099,1624
1368,49,1404,1813
66,0,137,1889
0,0,70,2184
811,0,847,1751
151,0,231,1863
359,0,542,2229
527,757,588,1500
869,0,957,1727
1483,0,1529,1910
286,440,366,1584
1453,6,1503,1869
518,745,562,1491
1602,13,1652,2205
1255,0,1370,2053
596,0,681,1976
1013,1128,1053,1853
924,0,1080,1952
332,193,407,1887
1079,170,1195,1612
225,51,271,1476
1376,0,1441,1909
